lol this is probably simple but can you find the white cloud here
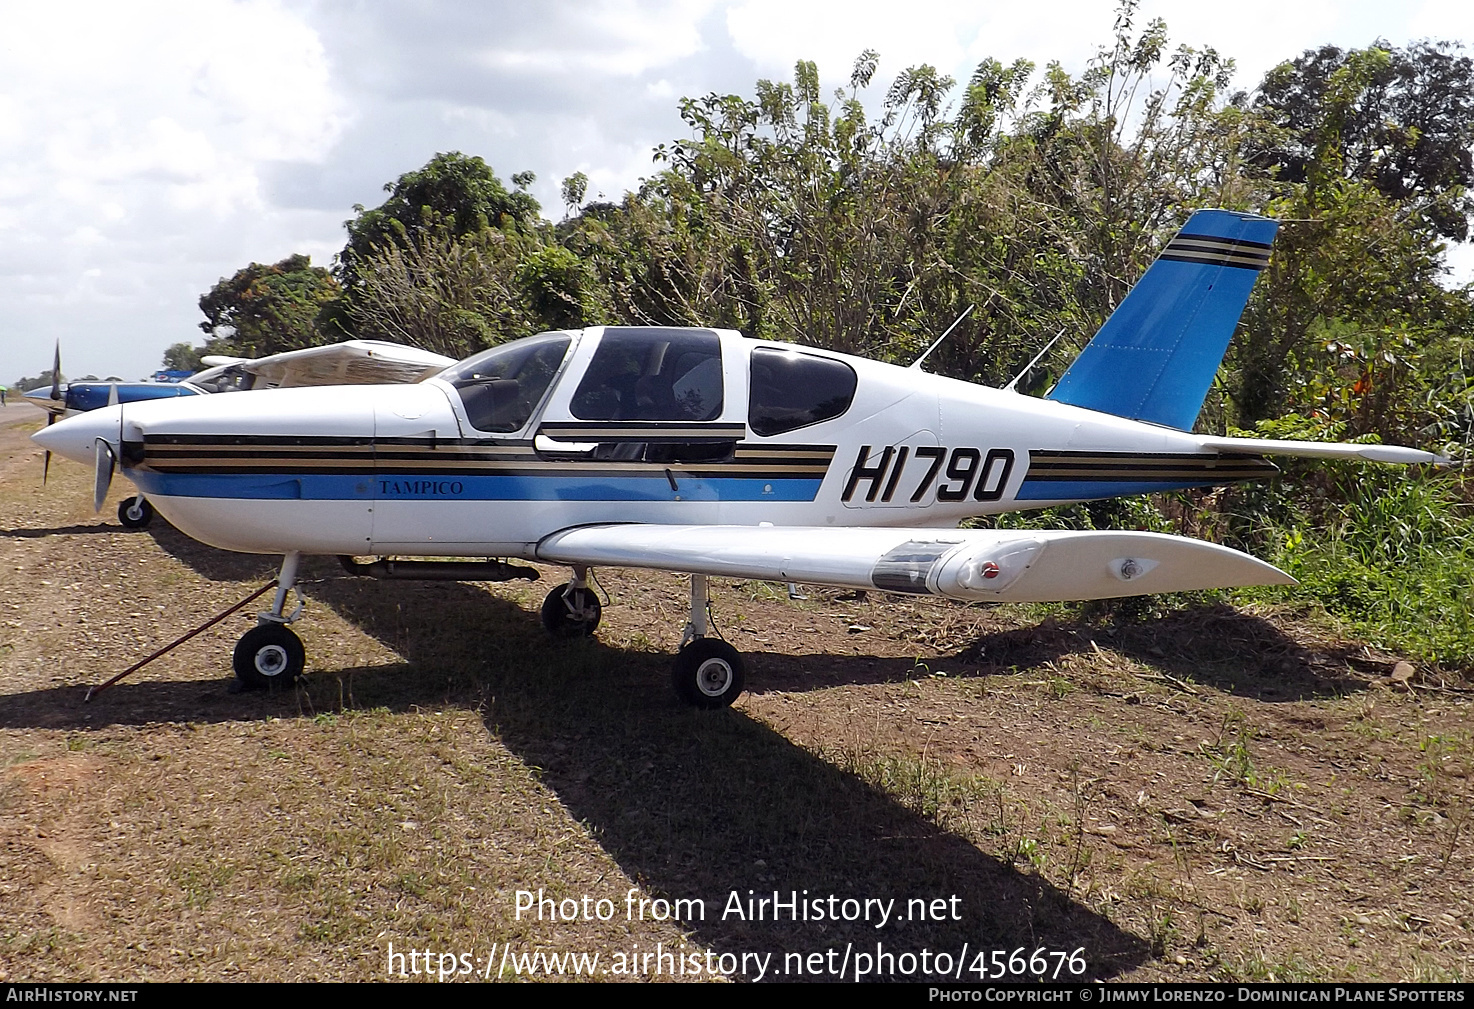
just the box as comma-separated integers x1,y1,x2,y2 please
465,0,716,77
0,0,1470,381
1403,0,1474,43
0,0,346,377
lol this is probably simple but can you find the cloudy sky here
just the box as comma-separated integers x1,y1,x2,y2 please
3,0,1472,384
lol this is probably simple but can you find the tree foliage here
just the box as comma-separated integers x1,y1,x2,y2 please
198,255,340,359
1247,40,1474,240
338,152,541,293
344,224,537,357
161,342,204,372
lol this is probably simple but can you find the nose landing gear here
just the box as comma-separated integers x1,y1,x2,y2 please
232,552,306,689
540,566,603,637
117,495,154,530
233,623,306,688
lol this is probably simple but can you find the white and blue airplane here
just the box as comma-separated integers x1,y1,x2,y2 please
34,210,1445,706
29,340,455,528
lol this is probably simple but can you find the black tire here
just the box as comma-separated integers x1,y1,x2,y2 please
540,584,602,637
117,496,153,530
233,624,306,689
671,638,745,709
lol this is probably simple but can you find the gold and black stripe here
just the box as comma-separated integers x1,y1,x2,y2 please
137,433,834,481
1158,234,1272,271
1027,450,1278,483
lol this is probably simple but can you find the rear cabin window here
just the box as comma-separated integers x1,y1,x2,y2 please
570,328,724,421
748,347,858,436
444,333,571,433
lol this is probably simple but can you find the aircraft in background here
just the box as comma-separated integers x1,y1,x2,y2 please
28,340,455,528
35,211,1446,706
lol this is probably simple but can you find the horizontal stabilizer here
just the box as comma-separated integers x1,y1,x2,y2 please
537,524,1294,603
1194,435,1449,466
1047,209,1279,431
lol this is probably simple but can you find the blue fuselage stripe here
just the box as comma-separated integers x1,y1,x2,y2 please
128,470,821,503
1016,478,1222,501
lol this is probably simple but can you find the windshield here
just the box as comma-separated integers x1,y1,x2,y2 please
443,333,572,433
187,364,257,393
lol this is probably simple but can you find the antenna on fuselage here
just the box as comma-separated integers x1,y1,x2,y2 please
908,305,975,371
1003,327,1066,394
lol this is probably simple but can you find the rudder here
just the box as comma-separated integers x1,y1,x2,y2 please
1045,209,1278,431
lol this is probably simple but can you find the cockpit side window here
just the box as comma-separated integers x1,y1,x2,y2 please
570,328,723,421
189,365,257,394
444,333,571,433
748,347,857,436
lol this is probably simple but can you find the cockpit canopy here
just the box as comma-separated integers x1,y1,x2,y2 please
442,326,858,438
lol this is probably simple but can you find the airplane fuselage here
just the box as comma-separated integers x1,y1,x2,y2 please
50,327,1274,558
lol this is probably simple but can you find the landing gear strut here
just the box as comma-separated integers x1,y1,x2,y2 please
539,568,747,707
233,551,306,689
541,566,602,637
117,495,153,530
671,574,745,709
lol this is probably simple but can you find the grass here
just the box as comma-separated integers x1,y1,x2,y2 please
1234,463,1474,672
990,453,1474,680
4,427,1473,982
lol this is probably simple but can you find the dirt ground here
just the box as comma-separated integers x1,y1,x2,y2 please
1,414,1470,982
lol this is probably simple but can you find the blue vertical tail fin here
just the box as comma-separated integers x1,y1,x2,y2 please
1044,209,1278,431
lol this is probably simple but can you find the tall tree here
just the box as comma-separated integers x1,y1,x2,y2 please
1230,42,1474,436
161,342,204,372
1247,40,1474,240
338,152,541,291
345,224,537,357
198,254,340,358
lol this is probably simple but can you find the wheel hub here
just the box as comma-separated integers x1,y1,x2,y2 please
254,644,289,677
695,658,734,696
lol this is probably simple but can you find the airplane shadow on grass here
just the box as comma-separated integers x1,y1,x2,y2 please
40,526,1353,978
304,574,1151,982
959,603,1377,702
1,523,138,538
3,568,1153,979
145,522,281,582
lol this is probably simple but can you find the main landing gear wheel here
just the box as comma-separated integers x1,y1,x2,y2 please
117,495,153,530
233,624,305,689
672,638,745,709
541,584,602,637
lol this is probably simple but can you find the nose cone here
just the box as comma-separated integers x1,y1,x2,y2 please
33,405,123,465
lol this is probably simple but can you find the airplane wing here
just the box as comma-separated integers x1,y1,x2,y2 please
1192,435,1448,466
240,340,456,388
536,524,1294,603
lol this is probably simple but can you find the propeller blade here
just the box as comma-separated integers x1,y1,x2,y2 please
93,438,116,513
42,413,55,485
50,341,62,402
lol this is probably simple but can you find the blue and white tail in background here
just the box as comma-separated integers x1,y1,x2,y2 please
1045,209,1279,432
